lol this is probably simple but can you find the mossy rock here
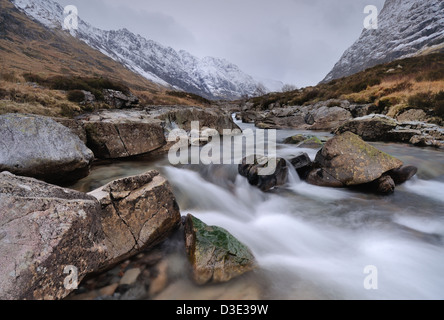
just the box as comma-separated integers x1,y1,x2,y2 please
311,132,403,186
184,214,256,285
284,135,323,149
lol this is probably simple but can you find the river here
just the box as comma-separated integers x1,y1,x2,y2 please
70,116,444,300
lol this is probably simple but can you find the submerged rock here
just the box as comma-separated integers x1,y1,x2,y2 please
238,155,288,192
0,113,94,183
184,214,256,285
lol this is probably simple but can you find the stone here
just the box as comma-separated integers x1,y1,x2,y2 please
0,113,94,183
89,170,181,267
80,111,166,159
397,109,428,122
238,156,288,192
309,132,403,187
0,172,107,300
148,260,169,296
297,136,324,149
284,135,307,145
306,106,352,131
289,152,313,180
335,114,399,141
184,214,256,286
371,174,396,195
103,89,139,109
387,166,418,185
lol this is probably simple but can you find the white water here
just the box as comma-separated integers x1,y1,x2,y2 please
71,118,444,300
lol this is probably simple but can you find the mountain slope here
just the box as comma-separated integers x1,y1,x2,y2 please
12,0,262,100
323,0,444,83
0,0,161,92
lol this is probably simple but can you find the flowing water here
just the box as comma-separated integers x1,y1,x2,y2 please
70,117,444,300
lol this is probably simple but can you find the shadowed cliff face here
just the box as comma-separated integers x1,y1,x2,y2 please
323,0,444,83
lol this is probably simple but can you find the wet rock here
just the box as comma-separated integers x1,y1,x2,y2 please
89,170,181,268
148,260,169,296
387,166,418,185
306,106,352,131
289,152,313,180
0,113,94,183
184,214,256,286
371,174,396,195
103,89,139,109
80,111,166,159
308,132,403,187
238,156,288,192
335,114,399,141
284,135,307,145
0,172,107,300
119,268,141,286
53,118,88,144
397,109,428,122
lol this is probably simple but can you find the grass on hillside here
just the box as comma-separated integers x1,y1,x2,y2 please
246,53,444,123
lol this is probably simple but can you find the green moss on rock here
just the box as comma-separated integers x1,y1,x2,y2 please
184,214,256,285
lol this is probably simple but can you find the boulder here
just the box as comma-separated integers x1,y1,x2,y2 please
89,170,181,267
335,114,399,141
305,106,352,131
0,172,107,300
397,109,428,122
308,132,403,187
289,152,313,180
238,156,288,192
284,135,307,145
370,174,396,195
184,214,256,285
0,114,94,183
157,107,240,134
0,170,181,300
387,166,418,185
80,111,166,159
103,89,139,109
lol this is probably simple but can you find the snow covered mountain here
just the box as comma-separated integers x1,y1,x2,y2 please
323,0,444,83
11,0,263,100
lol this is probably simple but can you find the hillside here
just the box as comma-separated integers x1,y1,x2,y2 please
323,0,444,82
244,53,444,124
0,0,210,117
11,0,264,100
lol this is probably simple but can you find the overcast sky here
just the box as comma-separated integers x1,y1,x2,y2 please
55,0,386,88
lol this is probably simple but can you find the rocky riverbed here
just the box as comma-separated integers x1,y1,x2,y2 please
1,102,444,300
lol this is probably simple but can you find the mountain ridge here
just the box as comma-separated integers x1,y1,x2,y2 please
323,0,444,83
11,0,264,100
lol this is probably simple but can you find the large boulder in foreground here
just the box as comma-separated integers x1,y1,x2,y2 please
184,214,256,285
0,170,181,300
0,114,94,183
0,172,107,300
238,155,288,192
307,132,404,188
89,171,181,267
